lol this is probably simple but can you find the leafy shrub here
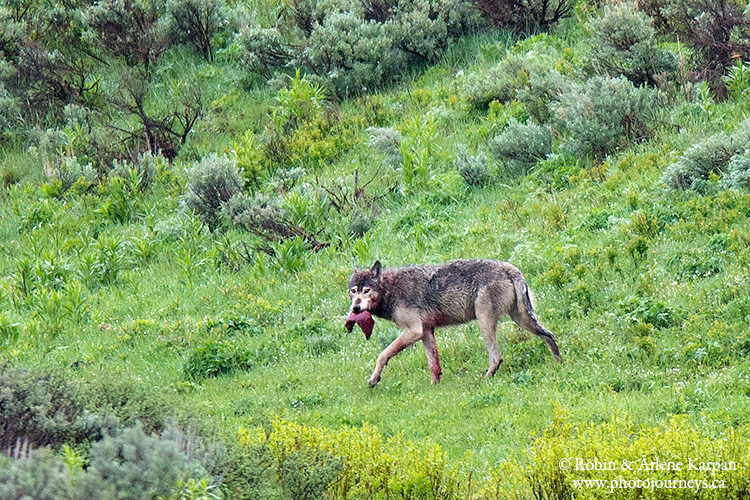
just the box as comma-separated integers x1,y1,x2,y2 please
722,149,750,190
587,2,677,86
469,0,573,33
554,76,657,159
490,118,553,173
280,449,343,500
0,364,96,451
244,0,483,96
84,0,172,72
239,28,291,81
641,0,750,91
181,154,245,231
110,151,160,192
238,418,458,500
724,59,750,99
0,448,73,500
484,408,750,499
661,124,750,190
455,146,492,186
222,442,279,500
167,0,226,61
229,193,329,255
462,45,566,121
74,424,210,500
78,376,170,434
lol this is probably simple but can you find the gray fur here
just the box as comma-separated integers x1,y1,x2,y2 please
348,259,562,387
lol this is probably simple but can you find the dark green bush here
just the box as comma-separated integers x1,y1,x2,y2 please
661,122,750,190
184,338,278,379
279,448,343,500
490,118,553,173
462,46,565,121
468,0,572,33
455,146,493,186
74,424,209,500
0,364,94,451
587,2,677,86
0,448,73,500
554,76,657,159
78,376,171,434
243,0,483,96
181,154,245,231
167,0,226,61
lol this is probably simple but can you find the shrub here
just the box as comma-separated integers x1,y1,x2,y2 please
587,2,677,86
468,0,573,33
110,151,160,192
455,145,493,186
181,154,245,231
167,0,226,61
244,0,483,96
490,118,553,173
238,418,457,500
74,424,209,500
641,0,750,92
0,448,73,500
367,126,403,167
462,46,566,121
0,364,95,451
78,376,170,434
279,449,343,500
661,122,750,190
554,76,656,159
229,193,330,255
84,0,172,72
239,28,292,81
723,149,750,190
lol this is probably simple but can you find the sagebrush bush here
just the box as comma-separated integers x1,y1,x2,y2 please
554,76,656,159
181,154,245,231
74,424,210,500
722,150,750,190
0,364,95,451
587,2,677,86
367,126,403,167
661,122,750,190
455,146,493,186
0,448,73,500
469,0,573,33
243,0,482,96
110,151,160,191
490,118,553,173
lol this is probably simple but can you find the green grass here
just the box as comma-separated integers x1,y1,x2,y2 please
3,7,750,491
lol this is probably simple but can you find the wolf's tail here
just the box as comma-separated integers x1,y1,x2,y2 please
511,274,562,363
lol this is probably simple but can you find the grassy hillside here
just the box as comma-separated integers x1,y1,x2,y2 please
3,0,750,498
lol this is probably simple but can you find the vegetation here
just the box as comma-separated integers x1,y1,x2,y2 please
3,0,750,498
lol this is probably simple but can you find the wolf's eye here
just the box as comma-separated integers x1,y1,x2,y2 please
350,287,357,294
363,287,371,294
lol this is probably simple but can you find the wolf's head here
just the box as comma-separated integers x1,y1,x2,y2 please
348,261,383,314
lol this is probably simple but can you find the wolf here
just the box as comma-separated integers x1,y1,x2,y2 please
348,259,562,387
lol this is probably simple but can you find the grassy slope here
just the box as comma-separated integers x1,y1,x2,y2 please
2,16,750,470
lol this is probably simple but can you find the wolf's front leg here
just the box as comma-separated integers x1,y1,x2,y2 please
421,328,442,384
369,327,423,387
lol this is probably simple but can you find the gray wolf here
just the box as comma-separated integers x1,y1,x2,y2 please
348,259,562,387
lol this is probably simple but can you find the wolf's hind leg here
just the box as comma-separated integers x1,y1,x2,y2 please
476,292,503,377
510,310,562,363
422,327,442,384
369,327,422,387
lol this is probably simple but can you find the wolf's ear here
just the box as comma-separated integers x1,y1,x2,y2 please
371,260,382,278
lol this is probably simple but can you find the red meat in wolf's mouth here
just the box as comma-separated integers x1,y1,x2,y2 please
345,311,375,339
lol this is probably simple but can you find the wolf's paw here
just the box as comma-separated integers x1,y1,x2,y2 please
368,375,381,388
